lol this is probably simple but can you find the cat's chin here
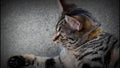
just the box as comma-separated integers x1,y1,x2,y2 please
54,41,60,45
53,41,66,46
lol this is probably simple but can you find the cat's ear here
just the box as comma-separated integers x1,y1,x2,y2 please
58,0,76,13
65,15,82,31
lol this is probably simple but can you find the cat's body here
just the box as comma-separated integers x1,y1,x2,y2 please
8,0,119,68
59,32,119,68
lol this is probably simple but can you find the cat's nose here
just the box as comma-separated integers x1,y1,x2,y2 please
52,32,60,41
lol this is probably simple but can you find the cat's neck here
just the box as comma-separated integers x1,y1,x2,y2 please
75,27,102,49
68,27,102,57
88,27,102,40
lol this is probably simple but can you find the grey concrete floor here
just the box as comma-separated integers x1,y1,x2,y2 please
1,0,119,68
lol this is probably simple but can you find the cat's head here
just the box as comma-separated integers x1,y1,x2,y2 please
52,0,101,49
52,15,94,49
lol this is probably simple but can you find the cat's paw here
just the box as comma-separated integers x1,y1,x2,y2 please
7,55,31,68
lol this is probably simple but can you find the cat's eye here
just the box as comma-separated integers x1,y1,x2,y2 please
68,38,76,44
68,38,74,41
70,30,76,33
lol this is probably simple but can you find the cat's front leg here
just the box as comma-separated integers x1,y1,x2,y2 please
8,54,37,68
8,54,61,68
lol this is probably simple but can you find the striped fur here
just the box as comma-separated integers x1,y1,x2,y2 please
8,0,119,68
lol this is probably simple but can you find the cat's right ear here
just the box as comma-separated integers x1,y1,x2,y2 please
58,0,76,14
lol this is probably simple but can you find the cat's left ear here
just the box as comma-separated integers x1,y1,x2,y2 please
65,15,83,31
58,0,76,14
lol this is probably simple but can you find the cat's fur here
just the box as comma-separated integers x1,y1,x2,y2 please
8,0,119,68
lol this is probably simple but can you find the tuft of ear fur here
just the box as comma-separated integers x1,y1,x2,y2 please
65,15,82,31
58,0,77,14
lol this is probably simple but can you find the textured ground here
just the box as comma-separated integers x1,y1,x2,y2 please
1,0,119,68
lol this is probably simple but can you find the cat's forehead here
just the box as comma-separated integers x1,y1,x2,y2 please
56,17,66,31
57,17,76,32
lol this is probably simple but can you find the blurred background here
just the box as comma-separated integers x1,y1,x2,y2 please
1,0,119,68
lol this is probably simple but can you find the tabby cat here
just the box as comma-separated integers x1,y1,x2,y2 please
8,0,119,68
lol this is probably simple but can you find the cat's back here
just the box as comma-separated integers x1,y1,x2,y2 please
59,32,119,68
76,32,119,68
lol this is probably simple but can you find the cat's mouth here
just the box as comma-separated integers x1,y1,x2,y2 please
52,36,65,45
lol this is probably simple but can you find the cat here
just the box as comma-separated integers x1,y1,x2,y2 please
8,0,119,68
